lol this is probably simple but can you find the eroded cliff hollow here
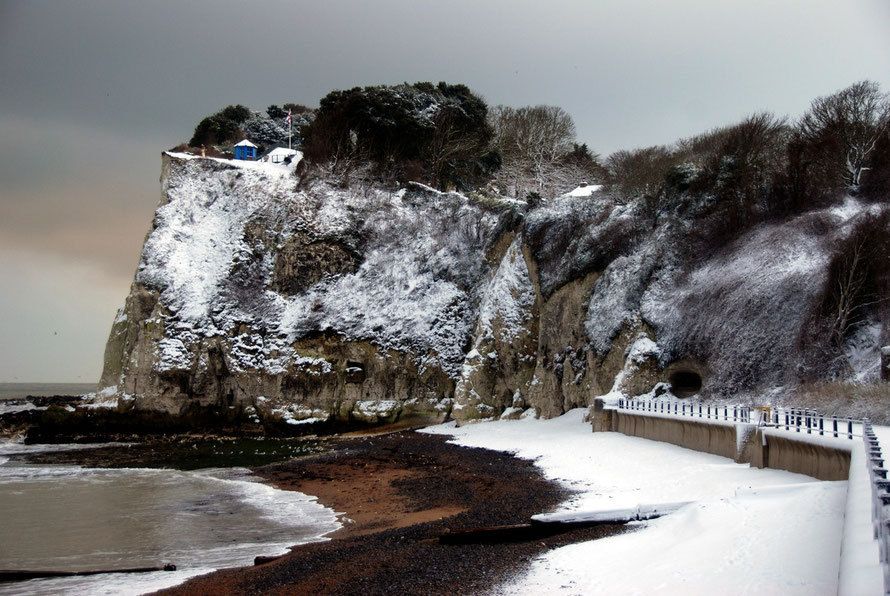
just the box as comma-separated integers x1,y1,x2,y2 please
96,153,888,428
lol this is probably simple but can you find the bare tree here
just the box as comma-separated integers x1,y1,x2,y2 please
605,145,677,203
424,105,492,189
798,80,890,191
822,211,890,348
490,105,592,198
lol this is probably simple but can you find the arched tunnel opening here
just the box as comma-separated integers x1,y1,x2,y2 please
668,370,702,398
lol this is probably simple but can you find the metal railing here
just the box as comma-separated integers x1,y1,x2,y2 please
615,398,857,439
617,397,754,423
862,421,890,593
765,407,856,440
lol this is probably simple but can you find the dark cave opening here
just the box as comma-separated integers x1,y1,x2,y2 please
668,370,702,398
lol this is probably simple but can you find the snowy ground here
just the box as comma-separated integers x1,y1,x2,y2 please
423,410,850,595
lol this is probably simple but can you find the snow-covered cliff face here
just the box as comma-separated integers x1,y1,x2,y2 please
98,153,888,427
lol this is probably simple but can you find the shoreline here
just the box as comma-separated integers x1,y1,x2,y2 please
155,429,627,595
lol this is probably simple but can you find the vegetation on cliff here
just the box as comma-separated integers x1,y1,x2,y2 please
98,80,890,431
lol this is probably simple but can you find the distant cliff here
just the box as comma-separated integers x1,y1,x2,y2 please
96,152,888,428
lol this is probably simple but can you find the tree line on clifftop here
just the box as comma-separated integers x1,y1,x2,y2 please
183,80,888,208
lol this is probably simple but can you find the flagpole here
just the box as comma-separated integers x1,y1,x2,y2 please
288,110,292,150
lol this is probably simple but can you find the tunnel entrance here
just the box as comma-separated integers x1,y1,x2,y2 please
668,370,702,398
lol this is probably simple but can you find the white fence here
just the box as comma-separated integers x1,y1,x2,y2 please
615,398,857,439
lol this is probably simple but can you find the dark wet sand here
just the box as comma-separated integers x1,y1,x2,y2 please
153,430,626,596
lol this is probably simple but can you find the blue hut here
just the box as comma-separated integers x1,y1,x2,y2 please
233,139,258,161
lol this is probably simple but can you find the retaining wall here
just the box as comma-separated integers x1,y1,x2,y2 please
594,402,851,481
612,410,742,461
592,400,875,593
760,429,850,481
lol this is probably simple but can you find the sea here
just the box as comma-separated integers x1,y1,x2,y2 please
0,385,341,595
0,383,97,402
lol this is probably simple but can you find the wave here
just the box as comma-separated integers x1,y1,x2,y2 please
0,461,340,596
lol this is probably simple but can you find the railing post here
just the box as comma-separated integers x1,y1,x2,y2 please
848,418,853,440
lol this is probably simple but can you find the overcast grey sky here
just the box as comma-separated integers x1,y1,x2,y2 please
1,0,888,382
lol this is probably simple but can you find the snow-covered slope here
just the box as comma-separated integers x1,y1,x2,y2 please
97,153,889,427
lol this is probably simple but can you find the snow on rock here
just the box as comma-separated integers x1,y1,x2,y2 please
606,333,663,398
475,239,536,345
136,155,510,379
565,183,603,197
139,154,293,327
627,335,660,363
270,403,329,425
585,250,660,357
846,321,884,383
104,151,888,421
523,193,645,299
155,338,193,373
643,211,836,396
276,185,505,377
451,237,538,421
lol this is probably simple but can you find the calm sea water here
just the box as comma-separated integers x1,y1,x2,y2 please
0,383,96,401
0,441,340,595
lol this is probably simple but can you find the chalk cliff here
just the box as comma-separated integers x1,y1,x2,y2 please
96,152,888,428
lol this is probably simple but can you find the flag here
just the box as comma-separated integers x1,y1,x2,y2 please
285,111,291,123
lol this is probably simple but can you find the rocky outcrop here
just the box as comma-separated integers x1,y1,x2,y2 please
99,154,519,427
95,153,890,430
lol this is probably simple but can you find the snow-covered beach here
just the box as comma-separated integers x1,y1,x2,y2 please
424,409,855,595
154,409,877,595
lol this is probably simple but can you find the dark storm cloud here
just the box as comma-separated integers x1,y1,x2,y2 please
3,0,889,153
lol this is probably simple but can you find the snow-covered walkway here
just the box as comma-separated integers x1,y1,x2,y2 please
423,409,847,595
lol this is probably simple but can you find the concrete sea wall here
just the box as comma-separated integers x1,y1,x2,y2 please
593,402,851,481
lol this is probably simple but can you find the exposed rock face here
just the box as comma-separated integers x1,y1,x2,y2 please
100,154,513,426
452,237,537,422
272,233,361,296
96,153,890,429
